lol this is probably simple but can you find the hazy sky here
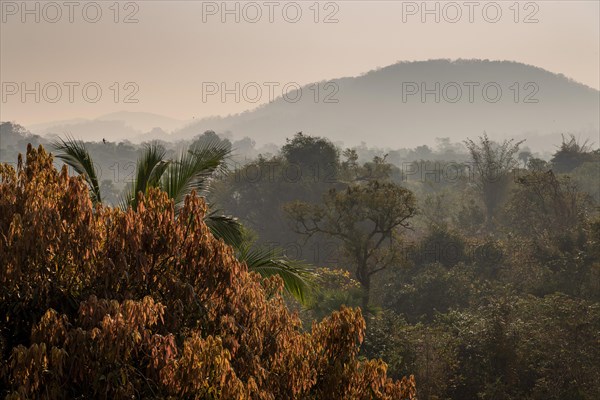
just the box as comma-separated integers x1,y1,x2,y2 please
1,0,599,126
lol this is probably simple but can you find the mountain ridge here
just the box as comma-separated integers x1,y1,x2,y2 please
169,59,599,150
16,59,600,151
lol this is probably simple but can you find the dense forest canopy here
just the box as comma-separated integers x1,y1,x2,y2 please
1,124,599,399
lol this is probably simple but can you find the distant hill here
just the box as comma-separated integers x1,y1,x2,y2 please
26,112,189,143
96,112,189,133
17,60,599,152
170,59,599,152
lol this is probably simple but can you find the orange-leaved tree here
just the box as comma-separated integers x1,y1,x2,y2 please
0,144,416,399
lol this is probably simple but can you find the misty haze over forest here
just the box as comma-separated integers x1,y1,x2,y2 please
5,59,599,154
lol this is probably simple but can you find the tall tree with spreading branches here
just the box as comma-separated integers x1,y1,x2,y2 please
286,180,417,309
464,132,524,228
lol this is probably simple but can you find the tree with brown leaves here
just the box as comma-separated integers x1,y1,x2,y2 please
0,145,416,400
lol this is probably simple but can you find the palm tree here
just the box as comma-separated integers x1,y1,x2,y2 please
52,135,315,303
53,136,103,204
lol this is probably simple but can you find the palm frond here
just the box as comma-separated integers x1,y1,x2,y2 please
205,210,245,248
160,137,231,209
238,245,316,304
124,142,169,209
117,191,132,211
52,135,102,204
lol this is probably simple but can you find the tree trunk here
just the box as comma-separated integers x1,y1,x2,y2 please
360,276,371,312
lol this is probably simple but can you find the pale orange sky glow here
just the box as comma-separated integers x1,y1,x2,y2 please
1,0,599,127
